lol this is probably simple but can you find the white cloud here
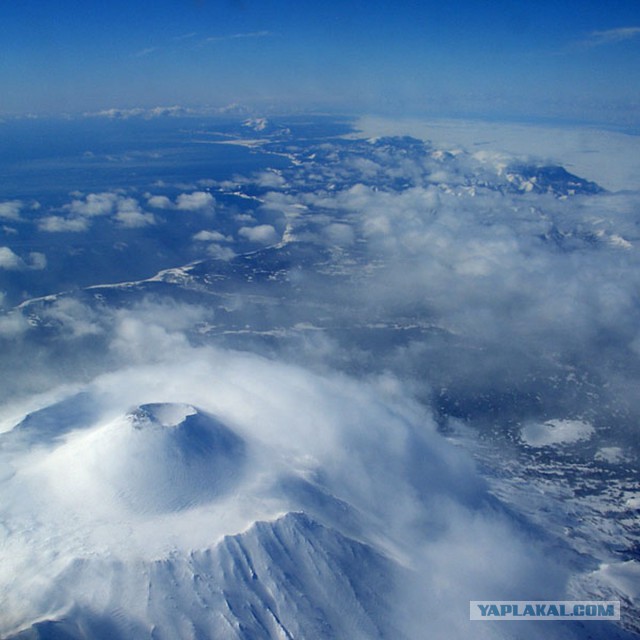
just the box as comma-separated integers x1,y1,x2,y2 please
175,191,215,212
323,222,355,246
50,193,154,229
147,195,173,209
0,311,29,337
38,216,90,233
0,247,46,270
113,198,155,228
145,190,218,214
114,210,155,228
255,171,287,189
238,224,279,244
193,230,230,242
235,213,256,223
0,247,24,270
84,106,197,120
206,244,236,260
0,200,23,221
67,192,118,217
28,252,47,270
86,107,147,119
146,106,192,118
355,115,640,192
41,298,103,339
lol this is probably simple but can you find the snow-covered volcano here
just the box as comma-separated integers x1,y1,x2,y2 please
0,352,630,640
0,366,426,638
38,403,246,514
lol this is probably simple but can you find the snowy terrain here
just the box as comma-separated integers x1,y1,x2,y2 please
0,115,639,639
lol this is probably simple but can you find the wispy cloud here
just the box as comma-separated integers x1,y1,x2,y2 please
204,30,273,44
134,30,270,57
132,46,158,58
579,26,640,49
173,32,197,42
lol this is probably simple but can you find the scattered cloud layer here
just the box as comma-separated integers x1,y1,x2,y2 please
146,191,216,213
38,192,156,232
84,106,196,119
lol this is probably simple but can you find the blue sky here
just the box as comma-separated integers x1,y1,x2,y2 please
1,0,639,124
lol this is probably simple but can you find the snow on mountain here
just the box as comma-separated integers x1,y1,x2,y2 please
0,348,607,640
34,403,246,515
6,513,404,640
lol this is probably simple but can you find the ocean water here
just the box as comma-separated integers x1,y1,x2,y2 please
0,115,352,303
